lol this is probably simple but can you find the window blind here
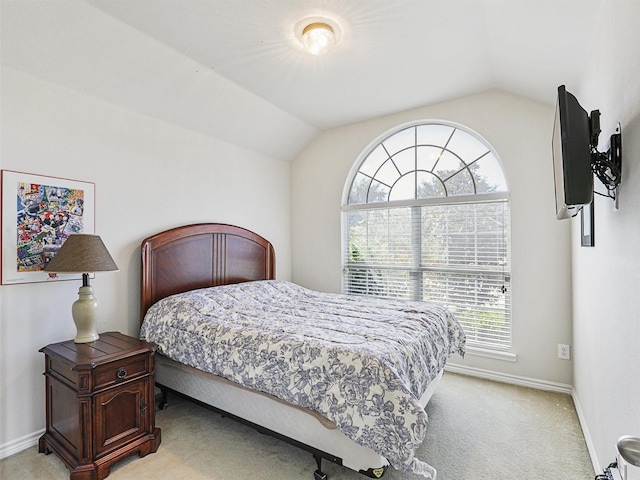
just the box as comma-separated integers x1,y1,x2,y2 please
344,200,511,350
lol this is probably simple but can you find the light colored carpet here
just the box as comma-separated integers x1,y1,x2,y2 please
0,373,594,479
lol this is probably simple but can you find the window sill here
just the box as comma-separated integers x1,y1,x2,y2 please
464,346,517,362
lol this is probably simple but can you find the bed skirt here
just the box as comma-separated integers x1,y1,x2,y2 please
154,354,443,475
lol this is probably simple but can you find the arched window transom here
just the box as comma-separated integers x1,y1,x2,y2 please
348,124,507,205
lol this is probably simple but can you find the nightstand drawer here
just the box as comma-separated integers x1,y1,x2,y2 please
94,354,150,390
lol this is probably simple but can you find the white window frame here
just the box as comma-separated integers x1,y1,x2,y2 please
342,120,513,355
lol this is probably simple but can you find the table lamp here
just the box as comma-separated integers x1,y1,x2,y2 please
44,234,119,343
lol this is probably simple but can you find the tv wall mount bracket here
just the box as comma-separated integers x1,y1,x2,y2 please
590,112,622,207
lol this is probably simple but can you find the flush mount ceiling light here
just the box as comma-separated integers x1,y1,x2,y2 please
295,17,341,56
302,22,335,55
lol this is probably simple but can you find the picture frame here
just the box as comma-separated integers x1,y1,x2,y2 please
1,170,95,284
581,201,594,247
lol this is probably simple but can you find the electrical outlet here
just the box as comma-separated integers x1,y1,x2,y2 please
558,344,571,360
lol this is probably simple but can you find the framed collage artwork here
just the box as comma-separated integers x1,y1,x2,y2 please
1,170,95,284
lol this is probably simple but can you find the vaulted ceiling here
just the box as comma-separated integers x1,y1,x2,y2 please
1,0,610,160
85,0,606,129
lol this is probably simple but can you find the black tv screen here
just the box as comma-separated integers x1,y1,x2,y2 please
552,85,594,219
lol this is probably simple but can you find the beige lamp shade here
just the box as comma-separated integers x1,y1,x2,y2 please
45,234,118,273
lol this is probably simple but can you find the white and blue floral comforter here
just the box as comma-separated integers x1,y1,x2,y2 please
140,280,465,477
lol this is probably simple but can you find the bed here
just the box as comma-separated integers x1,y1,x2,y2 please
139,223,465,480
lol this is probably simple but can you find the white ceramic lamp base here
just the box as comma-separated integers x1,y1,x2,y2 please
71,285,100,343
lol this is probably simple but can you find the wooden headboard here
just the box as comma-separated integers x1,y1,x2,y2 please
140,223,275,323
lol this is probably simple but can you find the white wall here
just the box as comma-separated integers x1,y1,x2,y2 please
291,90,575,387
0,67,292,455
0,0,307,456
571,0,640,471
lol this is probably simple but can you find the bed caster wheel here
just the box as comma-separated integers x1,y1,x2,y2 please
314,470,328,480
158,401,168,410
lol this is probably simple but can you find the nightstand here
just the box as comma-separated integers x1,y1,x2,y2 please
38,332,161,480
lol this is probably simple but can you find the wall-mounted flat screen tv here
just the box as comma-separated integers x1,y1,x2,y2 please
552,85,594,220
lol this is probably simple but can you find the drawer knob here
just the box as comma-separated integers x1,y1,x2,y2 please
116,367,127,380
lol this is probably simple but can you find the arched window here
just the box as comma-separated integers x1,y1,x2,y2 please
343,121,511,352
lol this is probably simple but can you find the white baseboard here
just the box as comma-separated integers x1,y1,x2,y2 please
571,388,600,474
444,362,573,394
0,429,44,460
